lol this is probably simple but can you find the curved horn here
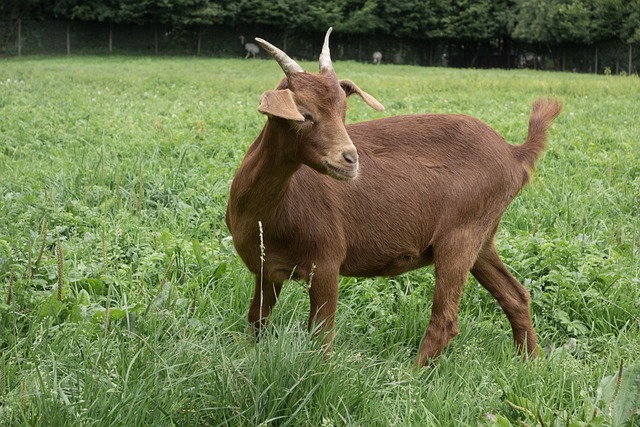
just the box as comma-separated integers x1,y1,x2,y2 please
319,27,334,73
254,37,304,76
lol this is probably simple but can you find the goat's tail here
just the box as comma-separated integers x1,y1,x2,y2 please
514,97,563,171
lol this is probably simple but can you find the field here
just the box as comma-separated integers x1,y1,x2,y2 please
1,56,639,426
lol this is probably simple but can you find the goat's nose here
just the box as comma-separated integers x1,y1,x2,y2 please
342,151,358,164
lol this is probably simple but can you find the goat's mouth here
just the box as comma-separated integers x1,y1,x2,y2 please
324,161,359,181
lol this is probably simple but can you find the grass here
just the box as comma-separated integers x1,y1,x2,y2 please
0,56,639,426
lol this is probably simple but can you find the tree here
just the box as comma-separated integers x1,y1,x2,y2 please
443,0,512,41
171,0,237,55
1,0,54,55
621,0,640,74
439,0,514,67
117,0,177,54
591,0,626,42
235,0,319,51
622,0,640,44
334,0,383,35
0,0,54,20
512,0,593,45
379,0,447,40
512,0,596,70
52,0,122,52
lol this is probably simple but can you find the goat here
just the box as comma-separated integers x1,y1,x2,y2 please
226,28,562,366
240,35,260,59
372,51,382,65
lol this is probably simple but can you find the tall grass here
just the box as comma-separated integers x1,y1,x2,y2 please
0,57,639,426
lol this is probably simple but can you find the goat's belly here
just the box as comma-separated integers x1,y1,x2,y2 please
340,247,434,278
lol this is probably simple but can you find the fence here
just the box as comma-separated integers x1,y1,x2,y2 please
1,20,638,75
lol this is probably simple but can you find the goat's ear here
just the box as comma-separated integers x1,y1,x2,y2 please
340,79,385,111
258,89,305,122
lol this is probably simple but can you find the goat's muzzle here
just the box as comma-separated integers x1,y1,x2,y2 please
324,147,359,181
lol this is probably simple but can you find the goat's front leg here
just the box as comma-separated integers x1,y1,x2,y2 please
248,275,282,337
307,268,339,355
417,233,481,366
416,266,468,366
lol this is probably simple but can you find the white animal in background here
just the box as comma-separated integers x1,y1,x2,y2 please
240,35,260,59
372,51,382,64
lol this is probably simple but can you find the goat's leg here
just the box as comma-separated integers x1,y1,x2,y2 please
248,275,282,337
307,269,339,354
417,234,482,366
471,243,538,357
416,266,468,366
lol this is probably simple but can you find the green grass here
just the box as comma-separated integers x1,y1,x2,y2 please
1,56,639,426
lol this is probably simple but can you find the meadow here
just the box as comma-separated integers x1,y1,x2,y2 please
0,56,639,426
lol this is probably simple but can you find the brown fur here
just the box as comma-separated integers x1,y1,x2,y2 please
226,67,562,366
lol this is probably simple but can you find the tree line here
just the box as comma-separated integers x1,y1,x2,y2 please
3,0,639,45
2,0,640,71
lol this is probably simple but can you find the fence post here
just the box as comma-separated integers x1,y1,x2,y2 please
66,22,71,55
17,18,22,56
630,44,633,76
197,26,202,56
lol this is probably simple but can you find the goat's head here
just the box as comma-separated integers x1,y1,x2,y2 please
255,28,384,181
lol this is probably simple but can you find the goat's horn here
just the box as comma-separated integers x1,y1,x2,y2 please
254,37,304,76
319,27,334,73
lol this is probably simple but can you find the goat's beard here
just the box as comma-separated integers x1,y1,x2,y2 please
323,160,359,181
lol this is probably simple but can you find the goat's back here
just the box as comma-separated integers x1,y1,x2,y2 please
348,113,517,172
344,113,526,216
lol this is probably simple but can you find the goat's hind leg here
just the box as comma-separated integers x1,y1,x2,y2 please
471,243,538,357
248,275,282,337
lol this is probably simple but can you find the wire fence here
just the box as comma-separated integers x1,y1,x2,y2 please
1,20,638,75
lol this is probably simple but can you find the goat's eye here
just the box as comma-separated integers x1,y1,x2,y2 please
303,113,314,123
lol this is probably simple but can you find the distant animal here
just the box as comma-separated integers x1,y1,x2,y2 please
240,35,260,59
372,51,382,64
226,28,562,366
518,53,542,69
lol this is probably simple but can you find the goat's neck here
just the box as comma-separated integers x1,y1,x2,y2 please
230,122,299,218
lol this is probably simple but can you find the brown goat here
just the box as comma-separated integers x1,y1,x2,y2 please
226,28,562,366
